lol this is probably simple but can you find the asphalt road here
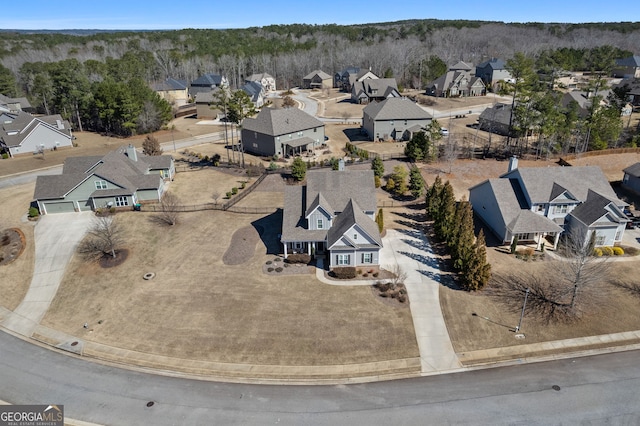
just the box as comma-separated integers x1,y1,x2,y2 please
1,332,638,425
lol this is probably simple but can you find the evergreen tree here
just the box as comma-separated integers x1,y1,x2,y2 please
460,229,491,291
426,175,443,219
142,134,162,156
371,156,384,178
390,165,409,195
434,181,456,241
409,165,426,199
451,200,475,272
375,208,384,234
291,157,307,181
0,64,17,97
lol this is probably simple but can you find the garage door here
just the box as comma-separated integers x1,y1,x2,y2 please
43,201,75,214
78,200,93,211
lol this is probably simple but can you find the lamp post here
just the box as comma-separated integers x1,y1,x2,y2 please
515,287,530,333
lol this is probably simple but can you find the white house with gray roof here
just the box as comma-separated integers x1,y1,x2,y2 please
281,168,382,269
0,111,73,157
241,107,324,157
362,98,432,141
33,145,174,214
469,158,628,249
246,73,276,92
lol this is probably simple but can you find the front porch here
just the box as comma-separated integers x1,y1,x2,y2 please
283,240,326,258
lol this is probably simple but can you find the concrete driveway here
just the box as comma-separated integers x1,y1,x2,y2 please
2,212,93,336
380,229,461,374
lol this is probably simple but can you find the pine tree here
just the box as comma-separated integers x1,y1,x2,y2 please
460,229,491,291
426,175,443,219
291,157,307,181
371,156,384,178
451,200,475,272
409,165,426,199
434,181,456,241
375,208,384,234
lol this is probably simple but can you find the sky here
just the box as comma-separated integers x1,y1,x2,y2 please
1,0,639,30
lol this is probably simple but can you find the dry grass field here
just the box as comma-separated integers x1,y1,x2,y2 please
0,182,35,310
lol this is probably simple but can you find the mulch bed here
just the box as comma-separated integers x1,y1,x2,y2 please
0,228,26,266
223,225,260,265
262,257,314,275
98,249,129,268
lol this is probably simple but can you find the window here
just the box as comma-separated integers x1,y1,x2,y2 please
313,127,317,132
254,132,257,139
554,204,568,214
362,253,372,263
537,204,544,212
595,234,606,246
115,196,129,207
337,254,350,265
161,170,169,179
95,180,107,190
353,234,358,240
253,143,258,148
615,230,622,241
317,219,323,229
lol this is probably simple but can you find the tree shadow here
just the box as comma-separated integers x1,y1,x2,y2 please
398,250,440,270
471,312,515,331
343,127,369,142
417,269,461,290
391,210,427,223
251,209,283,255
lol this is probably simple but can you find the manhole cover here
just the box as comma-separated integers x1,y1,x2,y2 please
70,341,78,347
146,401,155,407
552,385,561,391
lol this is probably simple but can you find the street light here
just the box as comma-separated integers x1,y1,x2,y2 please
515,287,530,333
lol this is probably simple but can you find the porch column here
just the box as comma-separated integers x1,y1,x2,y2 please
536,234,542,251
283,243,288,258
553,233,560,250
308,242,312,256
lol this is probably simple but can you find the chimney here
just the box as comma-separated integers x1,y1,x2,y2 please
126,144,138,162
508,156,518,172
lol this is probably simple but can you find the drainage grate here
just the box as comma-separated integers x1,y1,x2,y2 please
146,401,155,407
552,385,561,391
70,341,78,347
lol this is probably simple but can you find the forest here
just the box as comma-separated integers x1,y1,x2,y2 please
0,19,638,140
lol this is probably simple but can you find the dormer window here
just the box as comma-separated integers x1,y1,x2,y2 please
353,234,358,240
95,180,107,190
317,219,323,229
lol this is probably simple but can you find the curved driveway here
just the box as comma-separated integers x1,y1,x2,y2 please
2,212,93,337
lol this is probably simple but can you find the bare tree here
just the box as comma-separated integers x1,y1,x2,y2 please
78,215,125,261
389,264,408,289
212,192,220,205
142,134,163,156
282,95,296,108
155,192,179,226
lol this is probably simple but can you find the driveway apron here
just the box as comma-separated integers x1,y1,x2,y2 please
380,229,461,373
2,212,93,337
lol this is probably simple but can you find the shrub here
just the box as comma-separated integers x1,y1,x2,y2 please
357,269,362,275
374,175,381,188
612,246,624,256
226,191,232,198
374,282,391,292
267,267,274,272
363,273,368,277
266,260,272,265
109,207,116,214
373,272,379,278
601,246,614,256
240,181,246,189
1,235,9,246
231,187,238,195
28,207,40,218
285,253,311,264
331,267,357,279
523,247,534,256
593,248,603,257
275,257,282,262
624,246,639,256
275,267,283,272
1,153,8,159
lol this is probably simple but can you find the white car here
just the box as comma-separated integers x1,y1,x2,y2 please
440,128,449,136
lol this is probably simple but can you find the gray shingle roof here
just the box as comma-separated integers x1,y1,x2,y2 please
479,103,512,126
242,107,323,136
281,185,328,242
623,162,640,178
152,78,187,91
191,74,225,86
477,58,506,70
327,199,382,248
363,98,432,121
305,169,376,213
353,78,398,96
569,190,628,226
449,61,474,71
0,111,71,148
33,174,90,199
503,166,621,205
615,55,640,68
303,70,332,80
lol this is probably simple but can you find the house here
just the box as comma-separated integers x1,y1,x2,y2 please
561,90,611,118
0,111,73,158
189,73,229,97
33,145,174,214
335,67,378,92
612,78,640,106
449,61,474,72
362,98,432,141
475,58,512,89
612,55,640,79
281,167,382,270
351,78,400,104
302,70,333,90
426,71,485,98
241,107,325,157
478,103,514,136
622,163,640,194
151,78,189,107
194,88,224,119
0,94,33,113
469,157,628,249
246,73,276,92
240,81,265,108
